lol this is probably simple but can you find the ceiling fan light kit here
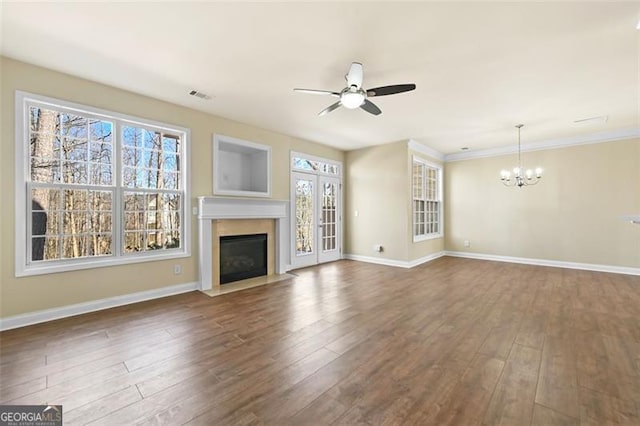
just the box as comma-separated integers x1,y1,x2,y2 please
500,124,543,188
341,90,365,109
294,62,416,116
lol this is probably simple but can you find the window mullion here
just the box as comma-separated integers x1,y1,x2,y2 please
26,182,33,265
59,187,64,259
421,165,427,236
113,121,123,257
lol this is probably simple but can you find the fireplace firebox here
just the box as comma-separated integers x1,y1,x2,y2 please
219,234,268,284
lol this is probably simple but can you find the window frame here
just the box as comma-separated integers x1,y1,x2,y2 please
15,91,191,277
412,156,443,242
291,151,342,177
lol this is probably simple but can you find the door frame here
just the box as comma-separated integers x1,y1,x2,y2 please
290,151,343,269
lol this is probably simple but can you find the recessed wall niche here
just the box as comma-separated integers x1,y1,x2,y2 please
213,134,271,197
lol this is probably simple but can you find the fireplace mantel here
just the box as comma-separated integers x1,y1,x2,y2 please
197,196,290,290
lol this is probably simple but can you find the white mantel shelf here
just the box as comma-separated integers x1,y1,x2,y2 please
622,215,640,225
198,196,288,220
197,196,290,291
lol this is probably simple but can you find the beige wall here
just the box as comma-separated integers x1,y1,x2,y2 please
344,142,446,263
345,141,409,261
0,57,344,318
445,139,640,267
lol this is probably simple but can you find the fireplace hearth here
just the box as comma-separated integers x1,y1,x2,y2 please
197,196,289,291
220,233,268,284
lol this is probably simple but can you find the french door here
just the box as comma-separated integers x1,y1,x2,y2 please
291,172,341,269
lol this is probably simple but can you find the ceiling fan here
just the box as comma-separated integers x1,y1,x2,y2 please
294,62,416,116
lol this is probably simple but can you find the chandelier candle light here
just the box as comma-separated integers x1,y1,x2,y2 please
500,124,543,187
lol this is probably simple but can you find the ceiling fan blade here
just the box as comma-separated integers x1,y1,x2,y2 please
366,84,416,97
346,62,364,89
360,99,382,116
294,88,340,97
319,101,342,116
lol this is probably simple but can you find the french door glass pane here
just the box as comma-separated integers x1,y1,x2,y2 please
295,178,314,256
322,182,337,252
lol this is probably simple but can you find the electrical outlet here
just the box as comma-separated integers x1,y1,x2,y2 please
464,240,470,248
374,244,383,253
173,264,182,275
354,210,359,217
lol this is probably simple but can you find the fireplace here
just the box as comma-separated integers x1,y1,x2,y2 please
198,196,289,291
220,233,268,284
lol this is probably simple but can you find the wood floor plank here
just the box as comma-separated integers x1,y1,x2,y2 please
44,328,172,366
576,333,640,403
0,376,47,404
387,359,467,424
477,323,521,361
5,363,129,408
123,329,242,372
2,258,640,425
579,386,640,425
536,335,580,418
142,347,341,425
287,391,349,425
482,343,542,425
63,385,142,425
185,409,261,426
532,403,579,426
428,354,506,425
515,309,547,349
256,332,415,422
86,398,165,426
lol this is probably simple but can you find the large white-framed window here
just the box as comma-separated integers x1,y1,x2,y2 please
15,91,190,277
412,156,443,241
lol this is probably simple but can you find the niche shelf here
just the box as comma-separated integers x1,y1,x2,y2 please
213,134,271,197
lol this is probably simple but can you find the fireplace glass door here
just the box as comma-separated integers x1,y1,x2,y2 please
219,233,267,284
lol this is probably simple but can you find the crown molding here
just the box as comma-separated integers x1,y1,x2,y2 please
444,127,640,162
407,139,445,162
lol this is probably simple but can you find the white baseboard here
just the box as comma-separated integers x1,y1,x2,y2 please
408,251,446,268
444,251,640,276
0,281,199,331
344,251,445,269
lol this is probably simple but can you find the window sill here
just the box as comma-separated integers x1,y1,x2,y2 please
16,249,190,277
413,234,443,243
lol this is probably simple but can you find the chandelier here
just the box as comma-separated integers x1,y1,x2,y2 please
500,124,542,187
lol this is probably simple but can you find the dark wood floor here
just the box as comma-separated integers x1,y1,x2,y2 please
2,257,640,425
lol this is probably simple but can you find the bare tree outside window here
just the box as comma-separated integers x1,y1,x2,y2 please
295,179,314,255
26,102,184,265
29,107,114,261
122,127,181,253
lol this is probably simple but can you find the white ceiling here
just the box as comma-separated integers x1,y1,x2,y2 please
2,2,639,153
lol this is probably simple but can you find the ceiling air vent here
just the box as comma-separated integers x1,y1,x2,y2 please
573,115,608,124
189,90,211,100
